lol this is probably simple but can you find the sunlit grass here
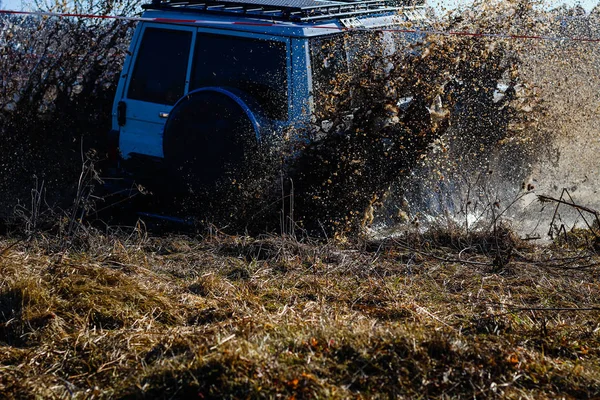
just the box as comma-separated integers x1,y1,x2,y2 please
1,231,599,398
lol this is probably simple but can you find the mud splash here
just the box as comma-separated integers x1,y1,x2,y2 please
394,1,600,240
278,0,600,238
275,0,531,235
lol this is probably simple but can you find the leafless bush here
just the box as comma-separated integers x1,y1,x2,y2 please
9,150,111,252
0,0,139,217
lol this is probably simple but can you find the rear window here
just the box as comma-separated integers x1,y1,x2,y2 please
191,34,288,120
128,28,192,105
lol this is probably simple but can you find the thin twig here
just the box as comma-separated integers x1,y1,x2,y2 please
391,239,491,267
487,302,600,312
539,193,600,218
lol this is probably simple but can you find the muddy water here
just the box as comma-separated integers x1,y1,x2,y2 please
512,29,600,238
366,4,600,240
285,1,543,235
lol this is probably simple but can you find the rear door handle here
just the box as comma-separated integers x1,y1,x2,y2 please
159,112,169,119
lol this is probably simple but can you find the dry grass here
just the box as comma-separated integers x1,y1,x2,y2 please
1,230,599,399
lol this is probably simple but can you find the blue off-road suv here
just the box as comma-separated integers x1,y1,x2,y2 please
108,0,428,198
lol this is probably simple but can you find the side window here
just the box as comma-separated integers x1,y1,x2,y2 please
128,28,192,105
191,34,288,120
309,34,350,118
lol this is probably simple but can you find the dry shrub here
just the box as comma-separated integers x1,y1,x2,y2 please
0,1,138,218
550,227,600,253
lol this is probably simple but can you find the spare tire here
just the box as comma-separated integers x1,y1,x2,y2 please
163,87,266,197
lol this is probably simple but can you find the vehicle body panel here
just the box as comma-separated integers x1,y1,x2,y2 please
119,23,196,158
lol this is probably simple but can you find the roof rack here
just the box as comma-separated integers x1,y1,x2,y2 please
143,0,421,22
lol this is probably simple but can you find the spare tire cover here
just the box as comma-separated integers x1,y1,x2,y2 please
163,88,261,193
